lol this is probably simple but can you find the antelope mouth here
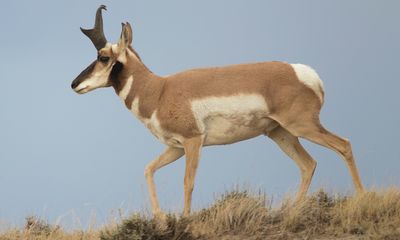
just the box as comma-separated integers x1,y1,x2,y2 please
75,86,89,94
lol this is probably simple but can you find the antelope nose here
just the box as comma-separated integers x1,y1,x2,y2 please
71,81,79,89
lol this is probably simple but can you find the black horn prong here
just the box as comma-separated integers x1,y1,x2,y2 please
81,5,108,50
94,5,107,29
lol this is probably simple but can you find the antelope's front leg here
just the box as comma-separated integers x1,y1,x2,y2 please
182,136,203,216
144,147,184,217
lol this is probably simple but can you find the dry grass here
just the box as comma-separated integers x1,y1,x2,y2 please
1,188,400,240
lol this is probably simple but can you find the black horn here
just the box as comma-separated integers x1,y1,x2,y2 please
80,5,108,50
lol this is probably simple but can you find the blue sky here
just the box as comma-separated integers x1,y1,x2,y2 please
1,0,400,228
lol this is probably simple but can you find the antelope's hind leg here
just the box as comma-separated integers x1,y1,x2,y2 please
267,126,317,201
145,147,184,218
282,119,365,194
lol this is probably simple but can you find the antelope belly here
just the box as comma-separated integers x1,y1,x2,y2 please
191,94,274,146
203,114,275,145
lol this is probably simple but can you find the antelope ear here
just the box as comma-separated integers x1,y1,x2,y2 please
117,22,133,52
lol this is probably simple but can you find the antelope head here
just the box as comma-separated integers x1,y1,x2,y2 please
71,5,133,94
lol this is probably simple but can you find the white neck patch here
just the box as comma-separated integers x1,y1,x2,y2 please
118,76,133,101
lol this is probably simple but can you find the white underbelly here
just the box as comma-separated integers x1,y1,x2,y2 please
191,94,276,146
202,113,276,145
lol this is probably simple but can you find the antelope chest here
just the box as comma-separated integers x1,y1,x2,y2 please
191,94,276,146
130,98,184,147
117,80,181,147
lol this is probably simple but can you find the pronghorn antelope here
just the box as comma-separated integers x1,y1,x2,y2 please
71,6,365,217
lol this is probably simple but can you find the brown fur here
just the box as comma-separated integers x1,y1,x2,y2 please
114,50,321,139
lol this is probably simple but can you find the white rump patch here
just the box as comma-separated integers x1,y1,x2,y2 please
118,76,133,101
191,94,275,145
291,64,324,104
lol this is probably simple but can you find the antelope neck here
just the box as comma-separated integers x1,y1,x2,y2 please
112,49,164,119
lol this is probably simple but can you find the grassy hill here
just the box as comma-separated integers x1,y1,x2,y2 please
1,188,400,240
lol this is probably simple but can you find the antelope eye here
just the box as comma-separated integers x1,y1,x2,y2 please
99,56,110,63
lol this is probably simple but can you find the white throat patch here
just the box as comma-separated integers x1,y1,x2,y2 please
118,76,133,101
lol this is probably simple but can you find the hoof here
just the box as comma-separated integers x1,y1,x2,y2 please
182,213,190,218
153,212,168,230
154,212,167,221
